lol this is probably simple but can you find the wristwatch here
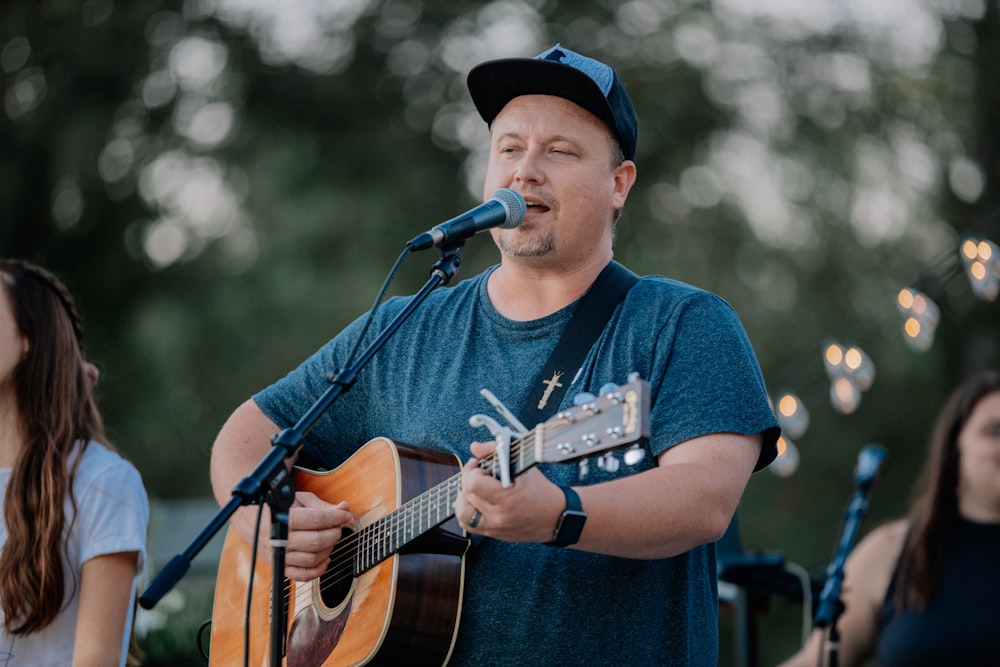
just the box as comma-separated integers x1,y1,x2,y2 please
545,485,586,547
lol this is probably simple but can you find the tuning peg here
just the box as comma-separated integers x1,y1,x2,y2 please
598,454,621,473
578,459,590,480
624,445,645,466
598,383,620,395
573,392,596,406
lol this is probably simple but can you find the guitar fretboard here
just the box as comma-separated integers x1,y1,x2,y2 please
353,431,541,573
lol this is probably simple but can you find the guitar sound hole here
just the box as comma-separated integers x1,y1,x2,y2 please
318,524,354,610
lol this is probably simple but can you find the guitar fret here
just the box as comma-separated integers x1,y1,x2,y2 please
355,474,464,574
385,515,393,558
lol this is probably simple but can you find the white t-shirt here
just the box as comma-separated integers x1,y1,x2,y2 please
0,440,149,667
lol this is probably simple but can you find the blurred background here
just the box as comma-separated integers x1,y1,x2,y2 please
2,0,998,664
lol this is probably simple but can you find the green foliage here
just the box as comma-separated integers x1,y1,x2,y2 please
137,586,212,667
2,1,999,665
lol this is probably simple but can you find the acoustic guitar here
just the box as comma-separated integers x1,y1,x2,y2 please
209,377,649,667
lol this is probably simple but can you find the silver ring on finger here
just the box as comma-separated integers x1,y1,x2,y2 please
469,509,482,529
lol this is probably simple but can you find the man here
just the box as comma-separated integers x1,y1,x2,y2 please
211,45,779,665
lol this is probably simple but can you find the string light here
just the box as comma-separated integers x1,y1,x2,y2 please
961,236,1000,301
843,345,875,390
770,233,997,476
775,391,809,439
896,287,939,352
823,341,846,376
830,375,862,414
822,340,874,413
769,435,800,478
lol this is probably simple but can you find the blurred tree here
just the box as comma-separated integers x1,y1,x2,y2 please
2,1,999,664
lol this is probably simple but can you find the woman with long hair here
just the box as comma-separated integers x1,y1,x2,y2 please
780,369,1000,666
0,260,148,666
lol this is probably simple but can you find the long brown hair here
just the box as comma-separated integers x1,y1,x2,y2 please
895,368,1000,611
0,260,109,634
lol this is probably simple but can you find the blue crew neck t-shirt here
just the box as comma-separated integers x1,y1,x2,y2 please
254,264,779,666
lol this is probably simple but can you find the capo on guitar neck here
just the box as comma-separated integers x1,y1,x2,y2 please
477,388,529,436
467,412,515,487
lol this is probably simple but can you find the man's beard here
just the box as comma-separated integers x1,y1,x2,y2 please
494,229,555,257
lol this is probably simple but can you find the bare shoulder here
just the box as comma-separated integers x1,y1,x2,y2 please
857,519,909,559
844,519,908,604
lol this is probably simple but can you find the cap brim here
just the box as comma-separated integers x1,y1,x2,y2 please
467,58,617,135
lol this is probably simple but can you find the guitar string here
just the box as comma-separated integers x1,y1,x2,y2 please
280,432,539,603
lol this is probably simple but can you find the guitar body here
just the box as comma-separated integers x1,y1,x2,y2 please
210,437,468,667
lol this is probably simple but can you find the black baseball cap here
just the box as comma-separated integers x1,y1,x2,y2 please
467,45,638,162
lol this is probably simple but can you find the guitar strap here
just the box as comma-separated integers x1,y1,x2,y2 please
518,260,640,427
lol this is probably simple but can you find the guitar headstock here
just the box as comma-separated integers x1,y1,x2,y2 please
536,376,650,465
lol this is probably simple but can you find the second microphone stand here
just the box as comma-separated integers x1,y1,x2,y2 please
812,452,883,667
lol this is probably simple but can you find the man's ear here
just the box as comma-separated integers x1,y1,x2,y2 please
611,159,638,210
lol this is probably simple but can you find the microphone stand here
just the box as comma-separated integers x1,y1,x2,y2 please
139,243,466,667
812,472,878,667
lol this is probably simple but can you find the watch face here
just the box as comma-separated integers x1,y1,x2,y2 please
554,510,587,546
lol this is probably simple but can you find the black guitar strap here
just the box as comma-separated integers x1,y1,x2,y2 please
518,261,639,427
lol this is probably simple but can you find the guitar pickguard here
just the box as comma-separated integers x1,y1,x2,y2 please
288,591,352,667
287,526,359,667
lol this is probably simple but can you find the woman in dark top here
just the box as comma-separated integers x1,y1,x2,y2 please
780,369,1000,666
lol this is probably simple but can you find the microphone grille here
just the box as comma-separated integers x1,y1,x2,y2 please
490,188,526,228
855,443,889,484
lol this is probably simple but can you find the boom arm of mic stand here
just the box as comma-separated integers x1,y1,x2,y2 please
138,244,466,666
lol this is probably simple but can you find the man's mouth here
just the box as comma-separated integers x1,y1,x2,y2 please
523,197,551,214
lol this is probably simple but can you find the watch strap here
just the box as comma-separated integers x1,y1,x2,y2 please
546,485,586,547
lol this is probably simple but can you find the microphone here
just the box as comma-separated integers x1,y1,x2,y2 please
407,188,526,251
854,443,889,488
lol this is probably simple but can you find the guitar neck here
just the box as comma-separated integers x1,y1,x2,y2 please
354,431,542,573
351,377,649,574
